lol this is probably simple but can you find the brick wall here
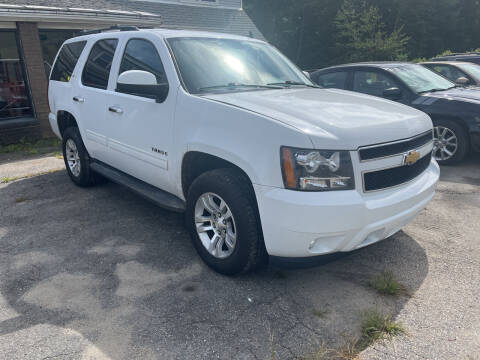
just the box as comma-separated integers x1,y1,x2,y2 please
16,22,53,139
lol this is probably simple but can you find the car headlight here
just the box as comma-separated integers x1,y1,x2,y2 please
281,147,355,191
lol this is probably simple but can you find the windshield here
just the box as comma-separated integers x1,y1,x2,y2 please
456,63,480,80
166,37,314,94
387,64,455,93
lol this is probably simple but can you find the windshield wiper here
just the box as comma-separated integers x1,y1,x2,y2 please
198,83,282,92
419,88,449,94
267,80,319,88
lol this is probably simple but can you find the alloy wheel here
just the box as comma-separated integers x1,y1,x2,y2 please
65,139,81,177
433,126,458,161
194,192,237,259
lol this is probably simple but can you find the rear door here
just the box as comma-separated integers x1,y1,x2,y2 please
73,38,119,161
102,35,175,192
48,40,87,136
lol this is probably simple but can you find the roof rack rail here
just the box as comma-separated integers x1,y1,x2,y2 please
79,25,141,36
436,52,480,57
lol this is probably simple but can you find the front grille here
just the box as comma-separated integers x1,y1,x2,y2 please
363,153,432,192
359,131,433,161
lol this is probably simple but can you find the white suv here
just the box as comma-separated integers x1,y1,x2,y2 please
48,27,439,275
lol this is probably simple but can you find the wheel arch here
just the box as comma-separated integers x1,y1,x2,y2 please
57,110,79,137
181,151,256,199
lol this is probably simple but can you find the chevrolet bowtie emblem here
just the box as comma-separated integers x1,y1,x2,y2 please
403,151,421,166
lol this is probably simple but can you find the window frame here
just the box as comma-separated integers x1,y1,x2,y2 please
81,38,119,90
115,37,169,100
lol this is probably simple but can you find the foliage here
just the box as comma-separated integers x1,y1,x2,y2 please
333,0,409,63
244,0,480,69
0,137,61,155
370,270,407,296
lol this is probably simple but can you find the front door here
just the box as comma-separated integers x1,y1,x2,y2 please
103,36,175,192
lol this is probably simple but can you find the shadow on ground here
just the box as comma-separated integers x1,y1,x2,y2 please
0,171,430,359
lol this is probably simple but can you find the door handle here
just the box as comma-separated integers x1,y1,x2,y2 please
73,96,84,103
108,106,123,114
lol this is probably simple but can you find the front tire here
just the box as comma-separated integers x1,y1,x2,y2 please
186,168,267,276
432,119,469,165
62,127,97,187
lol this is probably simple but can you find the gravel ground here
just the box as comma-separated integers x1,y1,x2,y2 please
0,154,478,360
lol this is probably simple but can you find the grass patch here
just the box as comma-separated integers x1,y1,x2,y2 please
360,309,405,342
312,308,329,319
1,169,62,185
0,137,61,155
54,152,63,159
1,176,19,184
301,310,405,360
370,270,406,296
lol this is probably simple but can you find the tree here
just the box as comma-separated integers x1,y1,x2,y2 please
333,0,409,63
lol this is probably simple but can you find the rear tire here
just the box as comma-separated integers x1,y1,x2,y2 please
432,119,469,165
186,168,267,276
62,127,98,187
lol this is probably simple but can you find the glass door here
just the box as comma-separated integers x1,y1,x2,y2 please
0,31,33,120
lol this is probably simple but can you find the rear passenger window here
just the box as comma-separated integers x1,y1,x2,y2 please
315,72,348,89
118,39,167,84
82,39,118,90
50,41,86,82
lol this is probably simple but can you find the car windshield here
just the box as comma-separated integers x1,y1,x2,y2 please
166,37,315,94
456,63,480,81
387,64,455,93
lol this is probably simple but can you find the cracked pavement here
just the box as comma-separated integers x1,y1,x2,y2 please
0,155,479,359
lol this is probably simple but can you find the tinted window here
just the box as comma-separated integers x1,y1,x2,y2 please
427,64,468,83
82,39,118,89
315,72,348,89
50,41,86,82
353,71,400,97
118,39,167,84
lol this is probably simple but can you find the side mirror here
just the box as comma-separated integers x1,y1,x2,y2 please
456,76,470,85
383,87,402,100
116,70,169,103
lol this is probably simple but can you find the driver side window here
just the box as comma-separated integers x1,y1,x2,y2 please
118,39,167,85
353,71,400,97
430,65,469,83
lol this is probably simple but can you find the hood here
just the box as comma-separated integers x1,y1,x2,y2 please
204,88,432,149
417,87,480,105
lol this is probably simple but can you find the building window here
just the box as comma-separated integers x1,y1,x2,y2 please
0,31,33,121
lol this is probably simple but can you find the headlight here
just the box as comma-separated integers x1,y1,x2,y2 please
281,147,355,191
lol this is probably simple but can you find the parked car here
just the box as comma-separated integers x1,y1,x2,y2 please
311,62,480,164
421,61,480,86
48,28,439,275
432,52,480,65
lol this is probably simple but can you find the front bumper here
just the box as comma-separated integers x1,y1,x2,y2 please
254,160,439,258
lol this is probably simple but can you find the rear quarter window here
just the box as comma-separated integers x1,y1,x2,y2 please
315,72,348,89
50,41,87,82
